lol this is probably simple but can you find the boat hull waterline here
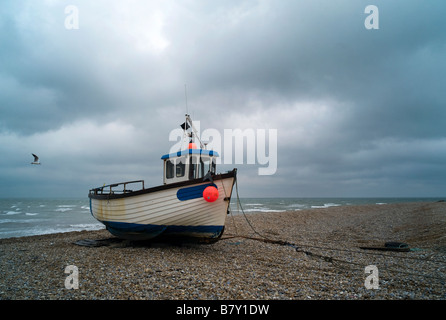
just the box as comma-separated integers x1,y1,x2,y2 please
89,170,237,241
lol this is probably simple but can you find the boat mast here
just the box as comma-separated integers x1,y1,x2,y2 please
180,86,204,149
185,114,204,149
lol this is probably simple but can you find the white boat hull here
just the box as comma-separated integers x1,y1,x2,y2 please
89,170,236,241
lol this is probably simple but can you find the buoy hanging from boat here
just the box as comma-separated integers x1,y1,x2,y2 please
188,142,197,149
203,186,219,202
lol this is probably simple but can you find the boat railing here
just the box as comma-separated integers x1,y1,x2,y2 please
89,180,145,195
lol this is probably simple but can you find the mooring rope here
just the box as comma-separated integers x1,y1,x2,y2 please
227,177,446,283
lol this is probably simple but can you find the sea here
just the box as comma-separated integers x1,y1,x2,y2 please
0,197,444,239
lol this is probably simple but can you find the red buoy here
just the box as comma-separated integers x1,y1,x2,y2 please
188,143,197,149
203,186,219,202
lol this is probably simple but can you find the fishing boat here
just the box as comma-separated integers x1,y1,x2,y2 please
88,115,237,242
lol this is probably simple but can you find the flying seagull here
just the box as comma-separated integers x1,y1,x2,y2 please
31,153,41,165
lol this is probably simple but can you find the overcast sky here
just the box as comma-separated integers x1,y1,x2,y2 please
1,0,445,198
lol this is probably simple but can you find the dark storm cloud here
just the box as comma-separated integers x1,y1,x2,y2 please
161,0,446,167
1,0,445,197
0,1,180,134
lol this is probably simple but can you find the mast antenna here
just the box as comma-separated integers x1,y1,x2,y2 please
184,84,188,115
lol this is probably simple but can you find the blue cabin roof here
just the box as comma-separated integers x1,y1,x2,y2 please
161,149,219,160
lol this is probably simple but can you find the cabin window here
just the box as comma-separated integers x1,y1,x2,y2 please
166,160,174,179
176,156,186,178
165,157,186,180
189,156,214,180
211,158,216,174
163,153,218,184
201,158,210,177
189,156,196,179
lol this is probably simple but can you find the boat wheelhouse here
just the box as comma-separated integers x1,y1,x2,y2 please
88,115,237,242
162,148,218,185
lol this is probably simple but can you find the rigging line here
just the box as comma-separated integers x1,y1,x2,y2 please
184,84,188,115
288,241,446,264
223,175,238,236
224,231,446,282
230,179,446,282
228,204,239,236
328,256,446,283
328,255,446,282
234,176,445,264
229,232,446,282
300,239,446,282
233,178,299,250
234,177,271,240
285,234,446,270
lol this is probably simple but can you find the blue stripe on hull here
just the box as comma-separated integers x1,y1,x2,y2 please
176,183,217,201
102,221,224,241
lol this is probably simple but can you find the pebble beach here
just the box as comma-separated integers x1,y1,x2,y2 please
0,202,445,300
